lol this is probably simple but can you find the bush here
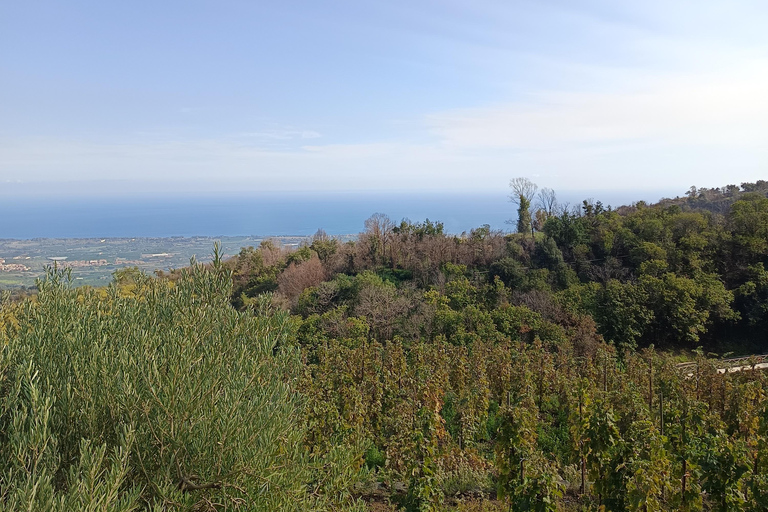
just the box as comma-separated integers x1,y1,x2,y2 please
0,253,358,510
364,445,386,471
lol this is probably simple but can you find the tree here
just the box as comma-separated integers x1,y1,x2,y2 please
509,178,538,236
537,187,558,216
277,254,327,304
363,213,395,266
310,229,339,263
518,195,534,235
729,197,768,267
638,269,735,347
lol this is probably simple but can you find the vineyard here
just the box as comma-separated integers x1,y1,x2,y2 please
302,333,768,511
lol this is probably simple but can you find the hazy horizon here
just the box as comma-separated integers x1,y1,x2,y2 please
0,188,678,239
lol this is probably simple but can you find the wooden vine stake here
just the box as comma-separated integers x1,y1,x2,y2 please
649,356,654,418
579,392,585,495
659,388,664,437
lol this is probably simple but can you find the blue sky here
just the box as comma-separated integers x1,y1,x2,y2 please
1,0,766,196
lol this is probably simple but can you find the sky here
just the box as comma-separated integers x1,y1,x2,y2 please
1,0,767,198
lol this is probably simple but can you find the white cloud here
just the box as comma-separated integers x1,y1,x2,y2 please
426,59,768,151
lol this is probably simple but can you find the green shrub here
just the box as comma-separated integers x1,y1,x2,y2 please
0,250,359,510
364,445,386,471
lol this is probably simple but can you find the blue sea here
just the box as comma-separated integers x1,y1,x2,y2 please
0,190,673,239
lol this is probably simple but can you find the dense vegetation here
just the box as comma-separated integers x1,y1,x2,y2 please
0,252,367,511
2,181,768,510
223,180,768,510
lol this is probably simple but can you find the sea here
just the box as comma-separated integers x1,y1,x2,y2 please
0,190,673,239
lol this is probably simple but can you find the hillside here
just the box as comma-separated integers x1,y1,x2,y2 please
2,182,768,510
216,180,768,510
228,181,768,354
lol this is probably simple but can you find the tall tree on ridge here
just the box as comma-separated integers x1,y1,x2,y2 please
509,177,538,236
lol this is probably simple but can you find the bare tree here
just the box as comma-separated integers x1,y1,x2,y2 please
259,239,285,267
508,178,538,205
363,213,395,266
355,282,411,341
536,187,558,215
364,213,394,238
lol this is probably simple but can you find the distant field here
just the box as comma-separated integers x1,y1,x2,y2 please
0,236,328,288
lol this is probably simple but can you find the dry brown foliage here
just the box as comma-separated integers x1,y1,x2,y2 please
259,239,286,267
277,254,326,303
354,283,414,341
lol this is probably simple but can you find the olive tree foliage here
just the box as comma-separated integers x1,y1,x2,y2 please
0,246,364,511
509,178,539,236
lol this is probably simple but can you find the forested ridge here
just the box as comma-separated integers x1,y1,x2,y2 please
2,181,768,510
231,179,768,354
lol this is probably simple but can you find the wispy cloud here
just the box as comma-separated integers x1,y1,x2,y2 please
239,129,321,141
4,49,767,194
426,59,768,151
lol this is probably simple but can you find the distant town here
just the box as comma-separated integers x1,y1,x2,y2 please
46,258,110,268
0,258,30,272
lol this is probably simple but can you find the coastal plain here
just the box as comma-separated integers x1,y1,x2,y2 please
0,236,314,288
